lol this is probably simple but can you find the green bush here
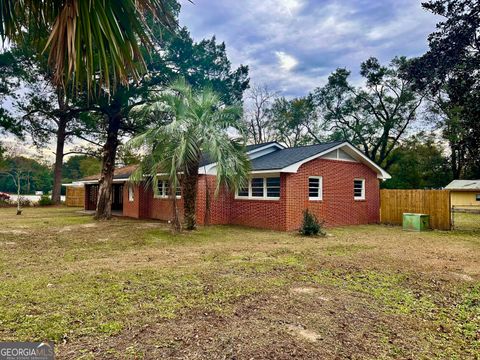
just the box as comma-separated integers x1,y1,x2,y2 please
17,197,32,207
38,195,54,206
299,209,325,236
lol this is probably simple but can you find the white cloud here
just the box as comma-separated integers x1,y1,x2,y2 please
179,0,439,97
275,51,298,71
277,0,305,16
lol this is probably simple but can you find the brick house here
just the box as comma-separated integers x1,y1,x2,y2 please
79,141,390,231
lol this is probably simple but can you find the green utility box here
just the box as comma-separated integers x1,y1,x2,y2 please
403,213,430,231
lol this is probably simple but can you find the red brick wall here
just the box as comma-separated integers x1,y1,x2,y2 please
150,192,185,223
112,158,381,231
228,173,288,231
122,182,141,218
284,158,380,230
196,175,232,226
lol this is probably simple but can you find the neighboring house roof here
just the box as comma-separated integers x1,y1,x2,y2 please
445,180,480,191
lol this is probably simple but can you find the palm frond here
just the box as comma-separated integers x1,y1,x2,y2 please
0,0,176,96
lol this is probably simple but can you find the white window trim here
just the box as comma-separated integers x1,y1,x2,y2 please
235,176,280,200
354,178,366,200
128,185,134,202
154,179,181,199
308,176,323,201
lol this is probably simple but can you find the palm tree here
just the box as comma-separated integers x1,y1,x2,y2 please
0,0,175,94
128,79,250,231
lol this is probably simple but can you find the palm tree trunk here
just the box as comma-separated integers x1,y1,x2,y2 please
171,193,181,233
204,176,211,225
182,160,199,230
95,112,121,220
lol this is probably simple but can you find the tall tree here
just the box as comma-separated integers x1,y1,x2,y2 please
243,84,278,144
406,0,480,178
128,80,250,231
382,132,451,189
313,57,424,169
268,95,320,147
1,38,99,204
89,20,249,220
1,0,176,205
0,50,26,136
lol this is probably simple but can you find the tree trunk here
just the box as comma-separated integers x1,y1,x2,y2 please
182,160,199,230
16,172,21,215
95,112,121,220
51,117,67,204
52,87,69,204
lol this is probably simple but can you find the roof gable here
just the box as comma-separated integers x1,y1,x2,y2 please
249,142,343,171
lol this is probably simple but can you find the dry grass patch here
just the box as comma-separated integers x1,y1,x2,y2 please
0,207,478,359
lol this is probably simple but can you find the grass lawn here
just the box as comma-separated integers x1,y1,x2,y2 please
0,207,479,359
453,212,480,231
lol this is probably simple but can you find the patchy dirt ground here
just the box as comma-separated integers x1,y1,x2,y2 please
0,207,479,359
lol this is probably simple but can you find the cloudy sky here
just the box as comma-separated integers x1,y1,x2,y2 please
4,0,441,161
179,0,440,98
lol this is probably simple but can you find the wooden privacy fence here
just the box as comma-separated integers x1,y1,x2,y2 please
380,189,451,230
65,186,85,207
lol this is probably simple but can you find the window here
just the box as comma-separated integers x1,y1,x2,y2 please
251,178,264,197
155,179,181,198
354,179,365,200
309,176,323,200
237,184,249,197
128,185,134,202
476,194,480,202
266,177,281,198
236,176,281,200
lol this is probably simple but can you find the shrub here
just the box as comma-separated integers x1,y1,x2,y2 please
18,197,32,207
38,195,54,206
0,199,11,207
299,209,325,236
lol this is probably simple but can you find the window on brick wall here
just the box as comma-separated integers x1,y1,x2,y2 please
308,176,322,200
238,184,249,197
266,177,280,198
236,176,281,200
251,178,264,197
155,179,181,198
354,179,365,200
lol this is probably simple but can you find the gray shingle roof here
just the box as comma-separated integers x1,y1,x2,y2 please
80,141,346,182
250,141,343,171
199,142,282,167
445,180,480,190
